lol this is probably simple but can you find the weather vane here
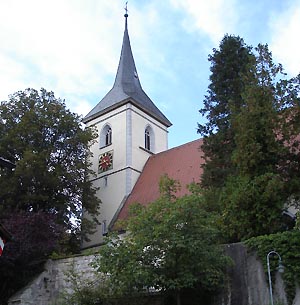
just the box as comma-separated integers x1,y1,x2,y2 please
124,1,128,17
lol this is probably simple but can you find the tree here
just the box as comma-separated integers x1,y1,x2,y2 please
219,44,300,241
0,211,65,304
198,34,300,241
0,88,100,234
198,35,253,189
94,176,230,305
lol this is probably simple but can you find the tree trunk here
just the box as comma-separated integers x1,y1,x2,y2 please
176,290,181,305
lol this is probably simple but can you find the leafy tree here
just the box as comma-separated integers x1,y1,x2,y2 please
0,88,101,302
0,88,100,234
198,35,253,189
0,211,65,304
93,176,230,305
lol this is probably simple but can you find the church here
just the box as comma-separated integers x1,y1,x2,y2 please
81,13,203,249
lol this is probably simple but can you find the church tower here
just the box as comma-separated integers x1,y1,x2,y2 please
82,12,172,248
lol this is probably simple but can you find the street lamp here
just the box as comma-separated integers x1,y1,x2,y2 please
267,250,284,305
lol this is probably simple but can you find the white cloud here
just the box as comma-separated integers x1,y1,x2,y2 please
170,0,238,44
269,2,300,76
0,0,174,115
0,0,125,112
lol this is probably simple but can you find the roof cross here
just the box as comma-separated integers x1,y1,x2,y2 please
124,2,128,17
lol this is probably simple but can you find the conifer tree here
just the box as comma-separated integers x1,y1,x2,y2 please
220,44,289,240
198,35,253,189
199,36,300,241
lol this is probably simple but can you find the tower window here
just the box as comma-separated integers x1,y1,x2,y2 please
100,124,112,148
145,129,150,151
105,127,112,146
144,126,154,151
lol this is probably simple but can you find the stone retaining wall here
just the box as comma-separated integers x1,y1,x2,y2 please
8,254,97,305
8,243,300,305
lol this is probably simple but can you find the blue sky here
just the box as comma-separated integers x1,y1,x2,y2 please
0,0,300,148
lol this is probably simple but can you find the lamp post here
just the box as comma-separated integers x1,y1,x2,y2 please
267,251,284,305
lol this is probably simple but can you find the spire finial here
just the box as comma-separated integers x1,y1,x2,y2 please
124,1,128,18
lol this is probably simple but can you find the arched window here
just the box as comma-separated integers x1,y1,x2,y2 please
105,127,112,146
145,126,154,151
145,129,151,151
100,124,112,148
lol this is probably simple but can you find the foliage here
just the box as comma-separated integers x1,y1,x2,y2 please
221,45,300,240
61,260,162,305
295,212,300,230
0,88,101,234
220,173,285,241
0,88,101,303
93,176,230,305
230,44,292,178
198,35,253,189
61,270,156,305
277,73,300,202
60,263,109,305
219,44,294,241
199,36,300,242
245,231,300,305
0,211,65,304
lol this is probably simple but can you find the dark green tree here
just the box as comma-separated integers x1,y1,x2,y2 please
93,176,230,305
0,88,100,234
198,35,253,189
230,44,286,177
220,44,300,241
275,73,300,202
198,34,300,241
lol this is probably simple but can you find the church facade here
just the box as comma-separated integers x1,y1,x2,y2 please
82,14,202,249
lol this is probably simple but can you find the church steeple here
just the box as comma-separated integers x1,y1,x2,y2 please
82,10,171,249
113,12,142,95
83,13,171,127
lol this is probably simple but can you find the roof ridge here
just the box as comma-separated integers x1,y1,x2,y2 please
151,138,203,158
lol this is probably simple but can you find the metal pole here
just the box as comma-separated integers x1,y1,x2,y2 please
267,251,282,305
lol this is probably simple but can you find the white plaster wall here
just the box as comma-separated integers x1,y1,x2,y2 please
83,171,128,248
82,102,169,248
83,106,129,248
86,105,128,176
131,105,168,152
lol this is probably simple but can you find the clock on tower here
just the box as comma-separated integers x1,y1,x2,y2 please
98,151,113,173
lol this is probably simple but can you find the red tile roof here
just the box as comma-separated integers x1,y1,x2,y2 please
116,138,204,222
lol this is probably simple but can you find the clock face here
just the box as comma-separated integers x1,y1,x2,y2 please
98,151,113,173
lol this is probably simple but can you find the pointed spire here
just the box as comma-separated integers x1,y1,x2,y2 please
113,9,142,94
83,9,171,127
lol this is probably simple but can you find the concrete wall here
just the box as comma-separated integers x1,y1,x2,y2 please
8,243,300,305
8,255,98,305
218,243,297,305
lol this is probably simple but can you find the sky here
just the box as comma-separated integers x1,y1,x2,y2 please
0,0,300,148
